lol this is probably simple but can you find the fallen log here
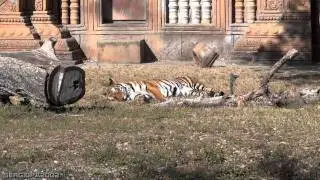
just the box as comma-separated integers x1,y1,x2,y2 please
0,38,85,107
154,96,229,108
192,43,219,68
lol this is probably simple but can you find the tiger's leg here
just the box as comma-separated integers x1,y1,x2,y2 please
199,87,225,97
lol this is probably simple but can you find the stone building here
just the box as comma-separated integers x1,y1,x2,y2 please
0,0,319,63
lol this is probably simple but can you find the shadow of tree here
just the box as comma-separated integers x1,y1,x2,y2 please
258,147,320,180
236,0,319,66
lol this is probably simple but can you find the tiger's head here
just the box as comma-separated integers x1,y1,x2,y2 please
106,78,128,101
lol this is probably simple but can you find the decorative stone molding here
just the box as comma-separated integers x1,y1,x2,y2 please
257,0,310,21
70,0,80,24
201,0,212,24
190,0,201,24
168,0,178,24
265,0,283,11
0,39,40,49
0,0,18,13
235,0,244,23
178,0,189,24
35,0,43,11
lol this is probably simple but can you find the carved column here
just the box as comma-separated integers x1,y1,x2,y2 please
201,0,212,24
245,0,256,23
190,0,201,24
70,0,79,24
178,0,189,24
168,0,178,24
61,0,69,24
235,0,244,23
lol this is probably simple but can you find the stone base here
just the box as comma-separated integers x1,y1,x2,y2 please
97,40,143,64
80,33,227,62
0,24,40,50
0,24,86,62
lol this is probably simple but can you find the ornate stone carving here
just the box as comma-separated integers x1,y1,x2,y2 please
178,0,189,24
265,0,283,11
0,39,40,50
35,0,43,11
70,0,80,24
234,38,261,51
201,0,212,24
235,0,244,23
257,0,310,21
61,0,70,24
168,0,178,24
190,0,201,24
0,0,17,13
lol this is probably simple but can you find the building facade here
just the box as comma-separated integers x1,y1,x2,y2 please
0,0,319,63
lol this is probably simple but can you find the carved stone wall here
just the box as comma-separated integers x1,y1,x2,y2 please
0,0,86,63
0,0,317,63
233,0,313,63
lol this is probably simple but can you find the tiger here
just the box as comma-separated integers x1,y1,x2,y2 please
107,76,224,102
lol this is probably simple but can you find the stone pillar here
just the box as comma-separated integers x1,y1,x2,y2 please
235,0,244,23
178,0,189,24
61,0,69,25
245,0,256,23
0,0,85,62
190,0,201,24
201,0,212,24
168,0,178,24
70,0,79,24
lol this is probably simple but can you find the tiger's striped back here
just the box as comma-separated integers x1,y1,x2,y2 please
107,76,224,102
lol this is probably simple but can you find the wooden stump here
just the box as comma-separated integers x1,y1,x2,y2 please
0,38,85,107
192,43,219,68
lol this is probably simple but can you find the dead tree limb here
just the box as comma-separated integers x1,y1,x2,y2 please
0,38,85,107
243,49,299,102
154,96,230,108
154,49,302,108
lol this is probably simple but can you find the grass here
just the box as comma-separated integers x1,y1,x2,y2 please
1,62,320,179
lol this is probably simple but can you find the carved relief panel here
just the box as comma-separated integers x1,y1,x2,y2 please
34,0,43,11
23,0,45,11
257,0,310,21
0,0,19,13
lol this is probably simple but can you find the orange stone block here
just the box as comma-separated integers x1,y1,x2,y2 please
97,40,142,63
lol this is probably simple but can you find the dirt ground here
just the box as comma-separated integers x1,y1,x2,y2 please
1,61,320,179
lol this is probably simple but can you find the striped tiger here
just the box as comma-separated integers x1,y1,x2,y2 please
107,76,224,102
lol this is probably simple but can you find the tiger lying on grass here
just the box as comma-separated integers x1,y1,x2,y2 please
107,76,224,102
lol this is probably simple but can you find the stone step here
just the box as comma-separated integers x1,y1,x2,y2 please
97,39,157,64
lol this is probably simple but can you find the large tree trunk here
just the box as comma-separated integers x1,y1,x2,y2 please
0,38,85,107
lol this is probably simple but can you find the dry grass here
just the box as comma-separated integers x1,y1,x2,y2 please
1,62,320,179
